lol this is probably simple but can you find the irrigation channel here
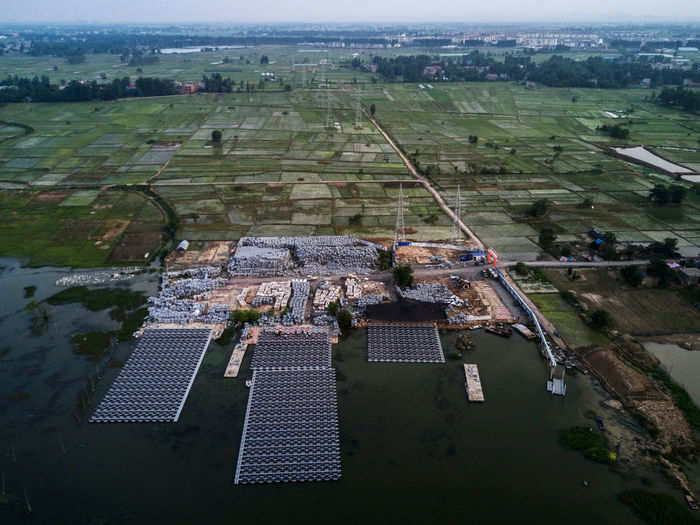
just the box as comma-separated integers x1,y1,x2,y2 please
0,257,683,523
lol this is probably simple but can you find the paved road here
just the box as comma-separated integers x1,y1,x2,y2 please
499,259,650,268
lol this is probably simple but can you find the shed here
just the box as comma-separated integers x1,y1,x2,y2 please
176,240,190,252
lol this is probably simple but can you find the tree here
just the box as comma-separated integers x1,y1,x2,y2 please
327,300,339,317
211,130,222,143
590,309,614,331
468,135,478,144
601,232,618,260
515,261,529,276
539,228,557,250
670,185,687,204
377,249,392,271
527,198,549,217
620,265,643,287
370,103,376,117
649,184,670,205
260,55,269,65
336,310,353,334
284,84,292,92
647,258,675,288
392,264,414,288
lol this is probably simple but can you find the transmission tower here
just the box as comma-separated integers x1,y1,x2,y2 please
324,63,333,130
452,185,462,241
394,183,406,246
326,88,332,129
354,87,362,129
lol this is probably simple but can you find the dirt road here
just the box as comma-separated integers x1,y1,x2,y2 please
365,110,484,250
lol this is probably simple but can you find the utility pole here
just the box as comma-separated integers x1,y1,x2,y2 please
452,185,462,241
394,183,406,247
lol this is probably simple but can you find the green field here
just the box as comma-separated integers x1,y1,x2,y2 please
1,47,700,266
360,82,700,259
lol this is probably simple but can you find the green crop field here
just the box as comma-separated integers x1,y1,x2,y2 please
1,47,700,266
359,82,700,259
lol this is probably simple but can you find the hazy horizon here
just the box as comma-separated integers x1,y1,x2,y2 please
3,0,700,25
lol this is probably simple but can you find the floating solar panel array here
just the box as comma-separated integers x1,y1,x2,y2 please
250,330,331,370
90,328,212,423
234,327,341,485
234,369,341,484
367,324,445,363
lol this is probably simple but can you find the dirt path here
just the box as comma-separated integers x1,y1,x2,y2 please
365,110,484,250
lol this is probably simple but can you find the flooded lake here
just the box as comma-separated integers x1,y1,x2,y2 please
644,342,700,405
0,259,679,523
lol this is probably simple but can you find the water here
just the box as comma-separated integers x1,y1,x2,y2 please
0,259,674,523
160,45,245,54
613,146,692,173
644,342,700,405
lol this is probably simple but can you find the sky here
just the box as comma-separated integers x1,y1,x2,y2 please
4,0,700,24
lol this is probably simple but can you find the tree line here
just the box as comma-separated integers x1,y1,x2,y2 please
0,75,176,103
652,86,700,112
363,53,700,90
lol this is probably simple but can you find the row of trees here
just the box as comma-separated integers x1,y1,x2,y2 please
649,184,687,205
363,52,699,90
0,75,176,103
652,86,700,112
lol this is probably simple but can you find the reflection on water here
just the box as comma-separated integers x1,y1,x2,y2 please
0,259,673,523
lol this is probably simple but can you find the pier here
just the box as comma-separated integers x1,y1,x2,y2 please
464,364,485,402
224,342,248,377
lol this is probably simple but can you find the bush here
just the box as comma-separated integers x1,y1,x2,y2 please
327,300,339,317
619,490,699,525
211,129,222,143
377,249,393,271
336,310,353,334
527,198,549,217
231,309,261,324
515,261,528,276
560,290,579,307
392,264,414,288
590,309,614,330
560,426,615,465
621,265,644,287
349,213,362,226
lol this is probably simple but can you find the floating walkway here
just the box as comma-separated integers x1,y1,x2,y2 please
367,323,445,363
512,323,536,340
224,342,248,377
90,328,212,423
464,364,484,402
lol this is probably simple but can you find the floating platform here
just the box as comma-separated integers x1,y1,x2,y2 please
224,342,248,377
464,364,485,402
90,328,212,423
234,369,341,484
512,323,536,340
367,323,445,363
251,329,331,370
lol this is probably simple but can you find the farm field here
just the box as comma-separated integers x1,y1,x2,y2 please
0,189,165,266
1,65,700,265
544,268,700,334
360,82,700,259
0,90,453,264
